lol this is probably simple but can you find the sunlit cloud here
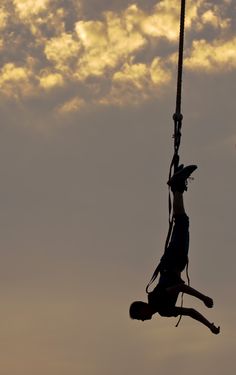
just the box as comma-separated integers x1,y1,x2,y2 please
201,9,229,30
74,16,146,81
99,58,171,107
13,0,50,19
102,62,151,106
0,63,33,99
39,72,64,89
113,62,149,88
45,33,81,73
185,37,236,72
141,1,183,40
0,6,8,30
58,97,85,113
150,57,172,85
0,0,235,113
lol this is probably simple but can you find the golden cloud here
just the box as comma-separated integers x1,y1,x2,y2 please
141,1,181,40
13,0,67,41
39,72,64,89
113,58,171,90
121,1,209,41
74,15,146,80
58,97,85,114
0,6,8,30
99,58,171,107
45,33,81,72
0,0,234,113
185,37,236,72
13,0,50,20
150,57,172,85
0,63,33,98
201,9,229,29
76,20,107,49
113,62,149,88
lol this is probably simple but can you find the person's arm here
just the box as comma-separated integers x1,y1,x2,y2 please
174,306,220,334
166,283,214,307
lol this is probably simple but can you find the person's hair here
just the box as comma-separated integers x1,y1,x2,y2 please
129,301,148,319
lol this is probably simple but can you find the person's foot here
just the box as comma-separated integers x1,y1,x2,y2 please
210,323,220,335
175,164,184,172
203,296,214,308
167,165,198,192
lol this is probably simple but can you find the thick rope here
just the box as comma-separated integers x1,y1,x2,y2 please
175,0,186,118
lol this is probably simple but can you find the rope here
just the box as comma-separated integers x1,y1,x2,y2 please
176,0,186,118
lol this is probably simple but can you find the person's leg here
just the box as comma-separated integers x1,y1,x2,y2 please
162,205,189,274
175,307,220,334
160,165,197,275
173,191,185,215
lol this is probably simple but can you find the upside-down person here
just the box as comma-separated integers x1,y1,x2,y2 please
129,165,220,335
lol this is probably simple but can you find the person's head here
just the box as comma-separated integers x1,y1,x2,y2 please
129,301,153,321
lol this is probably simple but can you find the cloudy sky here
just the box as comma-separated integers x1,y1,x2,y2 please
0,0,235,374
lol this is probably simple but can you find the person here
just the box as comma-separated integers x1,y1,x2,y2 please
129,165,220,335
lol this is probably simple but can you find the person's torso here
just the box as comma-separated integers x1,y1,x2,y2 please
148,272,182,316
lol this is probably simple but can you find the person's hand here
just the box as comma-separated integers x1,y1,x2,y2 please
203,296,213,308
210,323,220,334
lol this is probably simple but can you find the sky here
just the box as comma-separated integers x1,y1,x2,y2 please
0,0,235,374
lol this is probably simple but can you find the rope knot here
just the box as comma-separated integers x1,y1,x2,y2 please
173,113,183,122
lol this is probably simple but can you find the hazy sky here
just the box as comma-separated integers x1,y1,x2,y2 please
0,1,235,374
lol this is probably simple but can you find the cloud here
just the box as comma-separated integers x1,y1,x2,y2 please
0,63,33,99
44,33,81,73
0,0,235,113
13,0,50,19
39,72,64,89
201,9,229,30
74,15,146,81
99,58,171,107
0,6,8,30
141,0,187,40
185,37,236,72
57,97,85,113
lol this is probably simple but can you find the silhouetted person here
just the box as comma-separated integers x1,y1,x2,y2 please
129,165,220,334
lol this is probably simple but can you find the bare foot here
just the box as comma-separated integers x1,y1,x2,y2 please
210,324,220,335
203,296,213,308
